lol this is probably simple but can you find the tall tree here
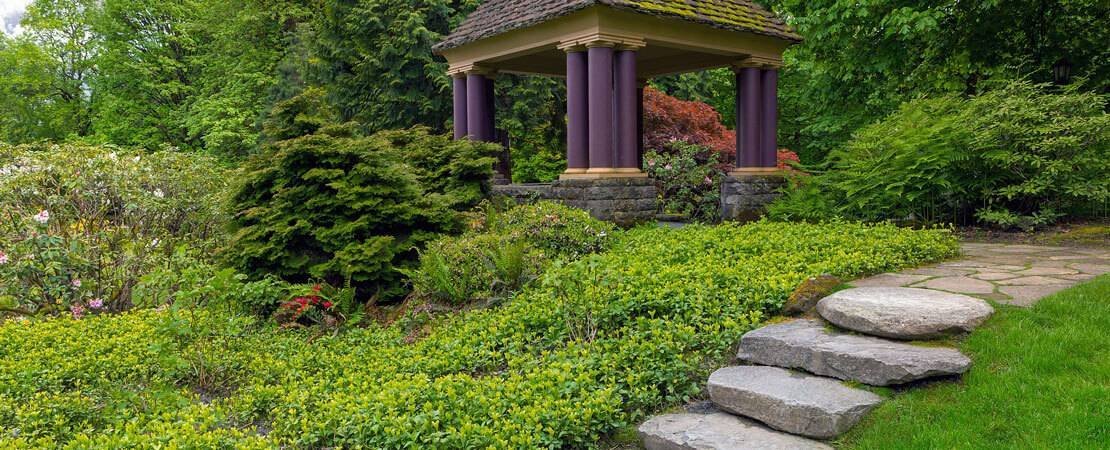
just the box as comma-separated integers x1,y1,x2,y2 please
0,0,99,142
91,0,200,149
186,0,313,157
309,0,478,132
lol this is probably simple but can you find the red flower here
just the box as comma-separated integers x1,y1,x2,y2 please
312,284,322,293
323,301,334,309
295,297,308,305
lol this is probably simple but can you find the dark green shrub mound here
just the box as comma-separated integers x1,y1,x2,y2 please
408,201,617,305
769,80,1109,229
223,127,499,299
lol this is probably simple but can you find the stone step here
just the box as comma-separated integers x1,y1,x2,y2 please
737,319,971,386
708,366,883,439
639,412,832,450
816,287,994,340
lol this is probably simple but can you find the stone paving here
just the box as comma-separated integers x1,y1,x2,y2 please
851,243,1109,307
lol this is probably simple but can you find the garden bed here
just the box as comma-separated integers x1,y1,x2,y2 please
0,221,957,448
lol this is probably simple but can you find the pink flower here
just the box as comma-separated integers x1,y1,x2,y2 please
70,303,86,319
33,210,50,225
704,176,713,185
664,164,673,170
0,251,7,265
647,159,656,167
89,298,104,309
71,279,82,288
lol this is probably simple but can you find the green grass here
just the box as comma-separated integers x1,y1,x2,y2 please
839,275,1110,449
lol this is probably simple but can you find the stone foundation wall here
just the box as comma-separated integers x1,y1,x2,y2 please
555,178,658,226
491,183,554,203
721,173,787,222
492,178,659,226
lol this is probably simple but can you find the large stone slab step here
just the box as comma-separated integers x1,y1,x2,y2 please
738,319,971,386
639,412,832,450
816,287,994,340
708,366,883,439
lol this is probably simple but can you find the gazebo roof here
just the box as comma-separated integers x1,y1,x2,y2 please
435,0,801,52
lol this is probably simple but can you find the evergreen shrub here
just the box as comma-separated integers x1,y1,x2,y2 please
223,126,500,300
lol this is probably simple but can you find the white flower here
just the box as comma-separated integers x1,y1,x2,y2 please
153,189,165,199
133,155,141,163
108,152,118,161
0,251,8,265
32,210,50,225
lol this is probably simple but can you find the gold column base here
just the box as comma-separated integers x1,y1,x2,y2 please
729,167,785,176
560,167,648,180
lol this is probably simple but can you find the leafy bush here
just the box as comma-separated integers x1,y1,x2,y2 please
770,81,1109,229
644,142,724,222
643,87,736,164
408,201,616,305
0,144,229,316
0,221,957,448
223,127,500,300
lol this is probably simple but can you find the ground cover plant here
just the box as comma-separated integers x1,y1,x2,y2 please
839,275,1110,449
0,221,957,448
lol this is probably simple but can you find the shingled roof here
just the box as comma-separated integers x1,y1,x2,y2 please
434,0,802,52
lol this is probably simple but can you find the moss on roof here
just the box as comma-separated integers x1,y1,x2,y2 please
434,0,801,52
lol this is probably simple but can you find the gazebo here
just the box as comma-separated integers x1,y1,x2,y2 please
433,0,802,223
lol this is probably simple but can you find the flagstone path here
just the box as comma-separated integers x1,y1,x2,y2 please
850,242,1108,306
639,242,1106,449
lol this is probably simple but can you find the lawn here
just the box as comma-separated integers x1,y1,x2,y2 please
0,221,957,448
839,274,1110,449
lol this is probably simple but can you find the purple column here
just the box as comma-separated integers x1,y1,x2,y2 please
636,84,644,168
587,45,614,170
466,73,492,141
566,50,589,172
485,76,496,140
615,50,638,169
760,69,779,168
452,76,467,140
736,68,762,168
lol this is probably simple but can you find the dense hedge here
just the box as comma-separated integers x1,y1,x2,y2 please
0,221,957,448
769,81,1109,229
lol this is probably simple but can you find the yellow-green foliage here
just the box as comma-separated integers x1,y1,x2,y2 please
0,221,958,448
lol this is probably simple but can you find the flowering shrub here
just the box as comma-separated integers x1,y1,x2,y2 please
643,87,736,163
0,221,957,447
0,144,229,317
644,142,725,222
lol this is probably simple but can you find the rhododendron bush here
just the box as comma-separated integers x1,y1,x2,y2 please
0,144,229,316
